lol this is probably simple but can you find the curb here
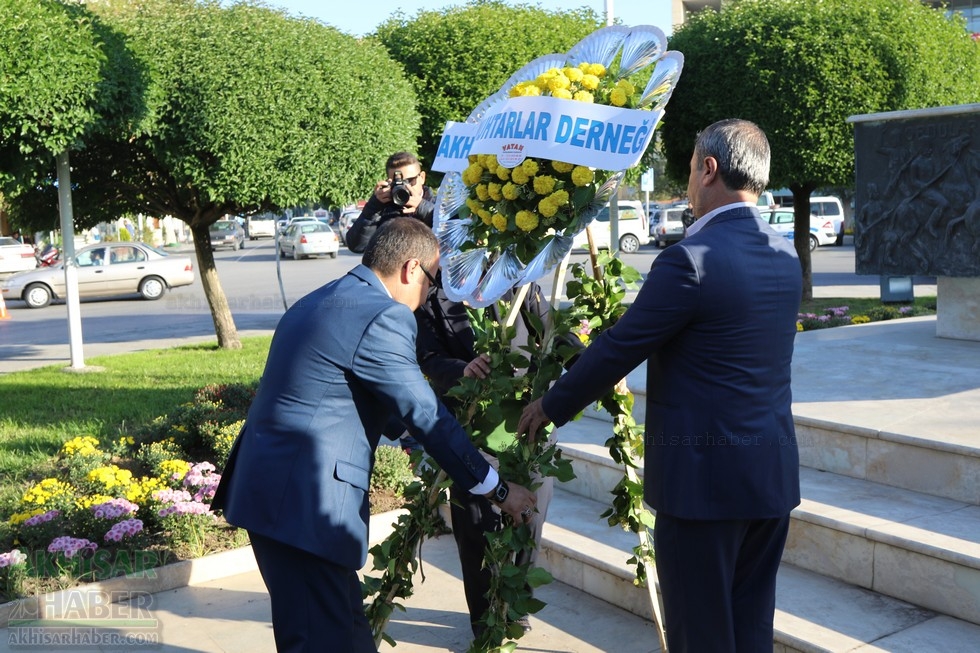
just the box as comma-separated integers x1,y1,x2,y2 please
0,509,407,629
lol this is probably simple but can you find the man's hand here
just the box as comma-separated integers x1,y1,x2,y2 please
492,482,537,524
463,354,491,379
373,180,393,204
518,398,552,443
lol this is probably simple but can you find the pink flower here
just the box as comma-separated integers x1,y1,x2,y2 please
23,510,61,527
47,536,98,558
91,498,139,520
104,519,144,542
0,549,28,568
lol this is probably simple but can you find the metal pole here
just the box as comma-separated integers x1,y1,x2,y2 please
56,151,85,369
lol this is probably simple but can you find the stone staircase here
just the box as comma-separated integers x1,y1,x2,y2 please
535,364,980,652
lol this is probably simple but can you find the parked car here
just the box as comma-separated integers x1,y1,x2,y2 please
337,209,361,246
246,214,278,240
761,209,837,252
279,222,340,260
209,220,246,250
0,237,38,276
809,196,846,246
571,200,649,253
651,206,687,248
1,242,195,308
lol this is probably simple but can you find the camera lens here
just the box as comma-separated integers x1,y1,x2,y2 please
391,183,411,206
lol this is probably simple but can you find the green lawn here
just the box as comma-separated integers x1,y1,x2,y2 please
0,337,271,511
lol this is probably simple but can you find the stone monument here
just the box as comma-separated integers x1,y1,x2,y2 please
849,104,980,341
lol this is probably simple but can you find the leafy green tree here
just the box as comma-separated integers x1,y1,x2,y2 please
373,0,605,173
0,0,138,232
661,0,980,298
5,0,420,348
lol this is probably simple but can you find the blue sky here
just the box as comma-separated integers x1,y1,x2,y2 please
265,0,674,37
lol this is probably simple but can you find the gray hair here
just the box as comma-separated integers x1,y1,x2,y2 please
362,217,438,276
694,119,770,195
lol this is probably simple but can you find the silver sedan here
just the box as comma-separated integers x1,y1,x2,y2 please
1,242,195,308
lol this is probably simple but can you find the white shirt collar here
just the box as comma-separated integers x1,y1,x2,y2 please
684,201,757,237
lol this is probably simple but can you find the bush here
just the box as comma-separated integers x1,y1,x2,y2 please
371,446,414,495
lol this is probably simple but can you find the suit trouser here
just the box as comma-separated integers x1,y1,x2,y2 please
249,531,377,653
449,474,554,636
653,513,791,653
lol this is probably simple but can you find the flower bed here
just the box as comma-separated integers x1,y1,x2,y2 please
797,303,925,331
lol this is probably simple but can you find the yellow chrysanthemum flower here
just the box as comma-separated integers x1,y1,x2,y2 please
87,465,133,491
126,476,166,504
616,79,636,95
587,63,606,77
538,199,558,219
491,214,509,231
487,182,503,201
571,166,595,187
515,210,540,232
158,459,192,481
549,189,570,206
610,88,628,107
479,209,493,225
563,66,584,83
552,161,575,174
547,73,571,93
580,74,600,91
553,88,573,100
511,167,530,185
475,184,490,201
573,90,595,103
21,478,74,507
502,182,520,200
8,508,46,526
60,436,102,458
521,159,539,176
533,175,557,195
462,163,483,186
495,166,511,181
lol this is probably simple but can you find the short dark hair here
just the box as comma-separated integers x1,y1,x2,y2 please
693,119,770,195
362,217,438,277
386,151,422,172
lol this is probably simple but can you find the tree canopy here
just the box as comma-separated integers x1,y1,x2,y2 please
1,0,422,348
662,0,980,297
373,0,605,172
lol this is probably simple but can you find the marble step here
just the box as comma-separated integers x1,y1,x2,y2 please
539,488,980,653
555,431,980,627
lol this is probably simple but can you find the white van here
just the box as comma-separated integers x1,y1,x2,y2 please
809,196,845,245
246,213,278,240
571,200,649,253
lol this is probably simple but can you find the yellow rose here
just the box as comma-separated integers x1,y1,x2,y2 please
610,88,628,107
533,175,556,195
573,90,595,103
491,214,509,231
571,166,595,187
502,182,520,200
515,210,540,232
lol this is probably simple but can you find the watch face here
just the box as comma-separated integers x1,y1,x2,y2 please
494,481,509,503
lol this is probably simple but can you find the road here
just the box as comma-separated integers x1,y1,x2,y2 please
0,237,934,373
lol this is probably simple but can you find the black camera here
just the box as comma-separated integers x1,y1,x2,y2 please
390,171,412,207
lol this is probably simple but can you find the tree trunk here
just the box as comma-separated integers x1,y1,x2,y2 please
791,185,815,302
189,223,241,349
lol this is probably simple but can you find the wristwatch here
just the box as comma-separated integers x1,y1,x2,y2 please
488,479,510,504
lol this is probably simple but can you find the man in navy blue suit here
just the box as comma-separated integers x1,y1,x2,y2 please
212,218,537,653
519,119,802,652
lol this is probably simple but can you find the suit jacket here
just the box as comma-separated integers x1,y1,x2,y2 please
212,265,491,569
543,206,802,520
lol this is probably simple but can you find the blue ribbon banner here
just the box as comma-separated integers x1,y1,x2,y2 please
433,95,664,174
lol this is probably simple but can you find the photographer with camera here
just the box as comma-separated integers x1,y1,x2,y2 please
345,151,435,253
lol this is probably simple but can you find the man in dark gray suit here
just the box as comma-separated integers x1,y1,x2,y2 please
213,218,537,653
519,119,802,653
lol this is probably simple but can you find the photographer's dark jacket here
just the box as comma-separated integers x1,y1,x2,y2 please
345,186,435,253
